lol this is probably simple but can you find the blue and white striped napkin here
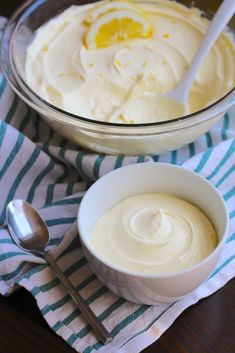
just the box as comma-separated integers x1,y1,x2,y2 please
0,17,234,353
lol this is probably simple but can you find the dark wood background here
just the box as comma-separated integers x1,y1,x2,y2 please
0,1,234,353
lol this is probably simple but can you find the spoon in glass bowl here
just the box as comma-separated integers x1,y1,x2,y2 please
110,0,235,123
164,0,235,115
6,199,112,344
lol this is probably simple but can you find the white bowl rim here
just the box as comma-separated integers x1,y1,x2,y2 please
78,162,229,279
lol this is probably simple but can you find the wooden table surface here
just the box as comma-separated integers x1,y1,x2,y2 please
0,1,234,353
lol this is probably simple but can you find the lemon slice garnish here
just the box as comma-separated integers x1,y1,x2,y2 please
85,0,143,24
84,9,153,49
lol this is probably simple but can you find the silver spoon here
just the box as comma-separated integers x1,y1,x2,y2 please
6,199,112,344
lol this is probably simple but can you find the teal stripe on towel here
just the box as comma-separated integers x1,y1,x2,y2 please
32,113,41,142
0,148,41,224
227,233,235,243
223,186,235,201
67,334,80,346
229,210,235,219
44,184,55,206
0,262,26,281
56,147,70,183
153,155,159,162
58,287,109,329
0,121,7,148
0,239,12,244
5,95,19,124
0,77,7,97
194,148,214,173
215,164,235,188
39,257,87,292
93,155,105,179
0,134,25,181
66,182,74,196
83,305,150,353
137,155,145,163
18,108,31,133
207,139,235,180
221,114,229,140
27,160,55,203
205,132,212,148
114,155,124,169
188,142,195,157
120,302,175,349
76,151,90,181
44,196,83,208
41,274,96,316
210,254,235,279
45,217,76,227
171,150,177,164
0,251,27,262
78,297,126,339
110,304,149,337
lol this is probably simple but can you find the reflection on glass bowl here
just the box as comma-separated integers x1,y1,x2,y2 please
1,0,235,155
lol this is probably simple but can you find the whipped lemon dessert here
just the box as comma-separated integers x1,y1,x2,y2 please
25,0,235,123
89,194,218,274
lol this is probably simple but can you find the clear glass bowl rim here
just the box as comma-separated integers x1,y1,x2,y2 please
1,0,235,133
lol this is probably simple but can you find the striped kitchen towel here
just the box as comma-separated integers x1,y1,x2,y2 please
0,18,235,353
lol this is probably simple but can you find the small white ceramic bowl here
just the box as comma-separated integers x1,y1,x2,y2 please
78,163,228,305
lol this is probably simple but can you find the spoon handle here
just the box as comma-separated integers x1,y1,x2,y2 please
42,251,112,344
176,0,235,100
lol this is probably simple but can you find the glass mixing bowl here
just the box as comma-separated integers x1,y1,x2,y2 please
1,0,235,155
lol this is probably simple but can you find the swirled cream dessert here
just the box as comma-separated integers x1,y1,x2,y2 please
25,0,235,123
89,194,218,273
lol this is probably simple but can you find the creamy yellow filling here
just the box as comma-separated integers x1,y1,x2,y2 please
25,0,235,123
89,194,218,274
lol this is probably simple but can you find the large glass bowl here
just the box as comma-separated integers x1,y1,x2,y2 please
1,0,235,155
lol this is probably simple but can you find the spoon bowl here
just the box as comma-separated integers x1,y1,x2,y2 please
7,199,49,252
6,199,112,344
